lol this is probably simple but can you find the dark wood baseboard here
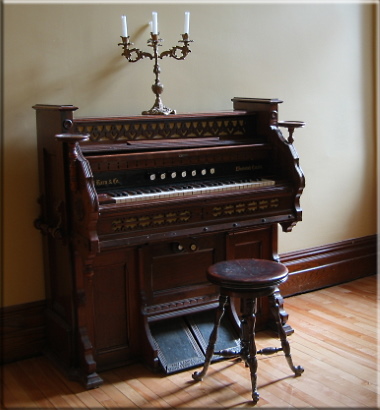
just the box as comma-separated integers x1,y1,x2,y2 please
280,234,377,296
1,235,376,364
1,300,46,364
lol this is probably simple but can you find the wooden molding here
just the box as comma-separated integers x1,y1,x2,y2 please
280,234,377,296
0,300,46,364
0,235,376,364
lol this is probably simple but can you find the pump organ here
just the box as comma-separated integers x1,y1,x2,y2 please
34,97,305,388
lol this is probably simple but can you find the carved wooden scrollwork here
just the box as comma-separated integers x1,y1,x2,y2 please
34,200,64,240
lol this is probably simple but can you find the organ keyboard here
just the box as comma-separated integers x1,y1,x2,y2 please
34,97,305,389
106,178,275,204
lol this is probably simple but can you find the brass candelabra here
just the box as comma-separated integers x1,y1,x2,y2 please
118,32,193,115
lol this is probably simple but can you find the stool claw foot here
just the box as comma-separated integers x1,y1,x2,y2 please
252,391,260,404
293,364,304,376
285,355,304,376
192,370,205,382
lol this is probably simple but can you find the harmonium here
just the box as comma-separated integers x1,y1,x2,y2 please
33,97,305,388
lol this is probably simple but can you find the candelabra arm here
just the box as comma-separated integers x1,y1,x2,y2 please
160,33,193,60
118,36,153,62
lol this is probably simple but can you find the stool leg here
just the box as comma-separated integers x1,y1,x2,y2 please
268,292,304,376
240,297,260,403
192,295,228,381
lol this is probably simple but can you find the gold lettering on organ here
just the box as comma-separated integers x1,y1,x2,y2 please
235,164,263,172
95,178,121,187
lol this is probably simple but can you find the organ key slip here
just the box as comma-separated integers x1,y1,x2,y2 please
34,97,305,388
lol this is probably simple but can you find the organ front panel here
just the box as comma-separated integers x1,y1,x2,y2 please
33,97,304,388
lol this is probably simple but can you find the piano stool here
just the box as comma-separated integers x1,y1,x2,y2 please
191,259,304,404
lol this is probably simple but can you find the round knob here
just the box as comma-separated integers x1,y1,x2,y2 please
62,119,73,130
172,242,184,252
201,169,207,176
181,171,187,177
191,170,197,177
171,172,177,179
190,243,197,251
210,168,216,174
160,173,166,180
150,174,156,181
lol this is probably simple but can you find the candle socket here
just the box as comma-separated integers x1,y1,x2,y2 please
120,36,131,46
181,33,190,42
150,33,160,42
118,31,193,115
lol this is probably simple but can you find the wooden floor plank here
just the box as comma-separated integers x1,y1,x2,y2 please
2,365,40,408
164,366,228,408
285,302,377,354
305,293,377,323
15,355,89,408
9,361,57,408
1,275,378,409
291,345,378,407
74,390,106,409
1,382,23,409
100,371,147,408
259,353,368,408
292,328,378,381
215,359,311,408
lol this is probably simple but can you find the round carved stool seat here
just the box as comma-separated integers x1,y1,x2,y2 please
207,258,289,292
192,259,304,404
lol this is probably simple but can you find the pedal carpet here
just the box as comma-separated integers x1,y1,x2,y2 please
150,310,240,374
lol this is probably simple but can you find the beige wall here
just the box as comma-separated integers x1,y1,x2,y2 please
3,3,377,307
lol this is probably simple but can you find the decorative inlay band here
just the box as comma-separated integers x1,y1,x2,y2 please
143,295,215,315
112,210,192,232
74,118,250,142
211,198,280,218
110,198,281,233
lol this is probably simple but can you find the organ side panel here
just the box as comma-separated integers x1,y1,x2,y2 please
91,247,140,371
33,106,98,386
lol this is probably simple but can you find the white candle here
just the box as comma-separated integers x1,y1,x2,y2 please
184,11,190,34
149,21,153,33
121,15,128,37
152,11,158,34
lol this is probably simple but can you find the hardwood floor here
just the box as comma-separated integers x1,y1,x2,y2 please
1,275,378,408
